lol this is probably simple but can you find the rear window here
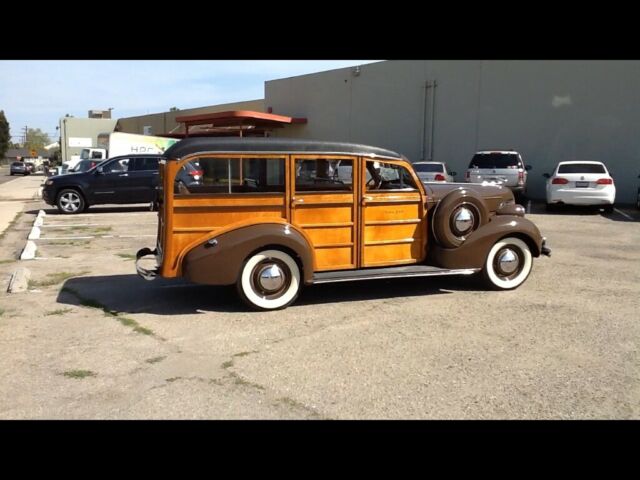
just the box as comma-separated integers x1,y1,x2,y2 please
11,162,23,166
413,163,443,173
557,163,606,174
469,153,520,169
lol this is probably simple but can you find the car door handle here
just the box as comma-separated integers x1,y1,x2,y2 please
119,173,128,177
361,195,373,205
291,197,304,206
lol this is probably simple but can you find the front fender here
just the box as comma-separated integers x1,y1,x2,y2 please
427,215,544,270
182,223,315,286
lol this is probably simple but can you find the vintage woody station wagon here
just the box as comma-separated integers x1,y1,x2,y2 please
136,138,550,310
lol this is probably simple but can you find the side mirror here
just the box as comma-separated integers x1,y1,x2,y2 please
525,165,533,171
96,166,104,174
542,173,550,179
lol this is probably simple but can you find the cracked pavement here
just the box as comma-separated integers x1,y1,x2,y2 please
0,198,639,418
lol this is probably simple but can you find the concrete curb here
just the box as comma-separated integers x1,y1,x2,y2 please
20,241,37,260
19,210,46,260
7,267,30,293
28,226,41,240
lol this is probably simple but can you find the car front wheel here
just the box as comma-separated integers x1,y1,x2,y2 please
481,237,533,290
237,249,301,310
56,189,85,214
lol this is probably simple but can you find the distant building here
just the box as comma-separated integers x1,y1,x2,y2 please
3,148,48,164
115,61,640,203
116,99,264,136
59,117,117,163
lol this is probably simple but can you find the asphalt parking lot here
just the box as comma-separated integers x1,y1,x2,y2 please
1,195,639,419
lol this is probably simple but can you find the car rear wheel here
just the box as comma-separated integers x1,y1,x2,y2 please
56,189,85,214
481,237,533,290
237,249,301,310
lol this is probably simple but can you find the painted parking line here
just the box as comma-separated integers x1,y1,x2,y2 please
613,208,634,221
36,234,157,240
40,223,157,228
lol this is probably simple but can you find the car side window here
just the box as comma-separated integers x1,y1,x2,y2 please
174,157,285,195
102,158,130,173
131,157,159,172
366,161,418,191
295,158,353,192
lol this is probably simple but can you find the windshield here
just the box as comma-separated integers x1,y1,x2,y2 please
557,163,606,174
414,163,443,173
469,153,520,169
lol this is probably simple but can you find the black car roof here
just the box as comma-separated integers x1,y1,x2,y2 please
163,137,404,160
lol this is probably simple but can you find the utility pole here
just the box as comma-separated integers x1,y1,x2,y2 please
23,126,28,148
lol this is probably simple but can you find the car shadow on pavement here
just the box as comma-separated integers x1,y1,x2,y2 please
57,274,477,314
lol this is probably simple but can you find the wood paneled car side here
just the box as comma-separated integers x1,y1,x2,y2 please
136,138,550,310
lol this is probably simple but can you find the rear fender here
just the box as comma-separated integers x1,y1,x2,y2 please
181,222,315,286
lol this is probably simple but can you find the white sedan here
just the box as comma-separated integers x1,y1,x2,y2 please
413,162,456,182
544,161,616,211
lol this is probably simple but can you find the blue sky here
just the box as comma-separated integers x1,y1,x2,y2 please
0,60,380,143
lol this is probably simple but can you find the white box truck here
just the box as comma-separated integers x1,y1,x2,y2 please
64,132,179,170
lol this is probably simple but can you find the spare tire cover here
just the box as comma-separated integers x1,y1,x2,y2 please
432,189,489,248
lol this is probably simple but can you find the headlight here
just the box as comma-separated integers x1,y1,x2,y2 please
45,180,54,186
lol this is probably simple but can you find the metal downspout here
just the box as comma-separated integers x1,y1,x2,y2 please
429,80,437,161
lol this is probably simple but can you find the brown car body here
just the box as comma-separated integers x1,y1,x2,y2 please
136,138,550,310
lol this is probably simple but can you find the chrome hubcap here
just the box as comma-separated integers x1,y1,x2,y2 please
452,207,474,235
257,264,285,292
497,248,519,275
60,193,81,212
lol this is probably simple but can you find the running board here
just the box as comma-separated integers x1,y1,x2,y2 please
311,265,480,284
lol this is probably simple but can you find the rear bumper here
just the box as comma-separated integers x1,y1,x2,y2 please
136,247,159,281
541,237,551,257
547,187,615,205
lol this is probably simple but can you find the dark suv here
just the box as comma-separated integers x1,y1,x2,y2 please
42,154,163,214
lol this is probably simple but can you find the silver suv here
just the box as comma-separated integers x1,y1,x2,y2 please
465,150,532,199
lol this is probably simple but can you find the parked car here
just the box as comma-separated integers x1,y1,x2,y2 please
464,150,532,199
543,161,616,212
10,161,29,176
136,138,550,310
42,154,163,214
68,159,103,173
413,161,456,182
174,160,204,194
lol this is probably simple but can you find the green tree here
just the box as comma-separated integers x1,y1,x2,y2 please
24,128,50,153
0,110,10,160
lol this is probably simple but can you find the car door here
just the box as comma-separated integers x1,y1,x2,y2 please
289,155,358,271
90,157,137,204
127,157,160,203
360,159,427,267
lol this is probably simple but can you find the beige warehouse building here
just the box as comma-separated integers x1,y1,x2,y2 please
119,60,640,203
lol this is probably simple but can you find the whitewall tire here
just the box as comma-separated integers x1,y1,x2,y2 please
237,249,301,310
482,237,533,290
